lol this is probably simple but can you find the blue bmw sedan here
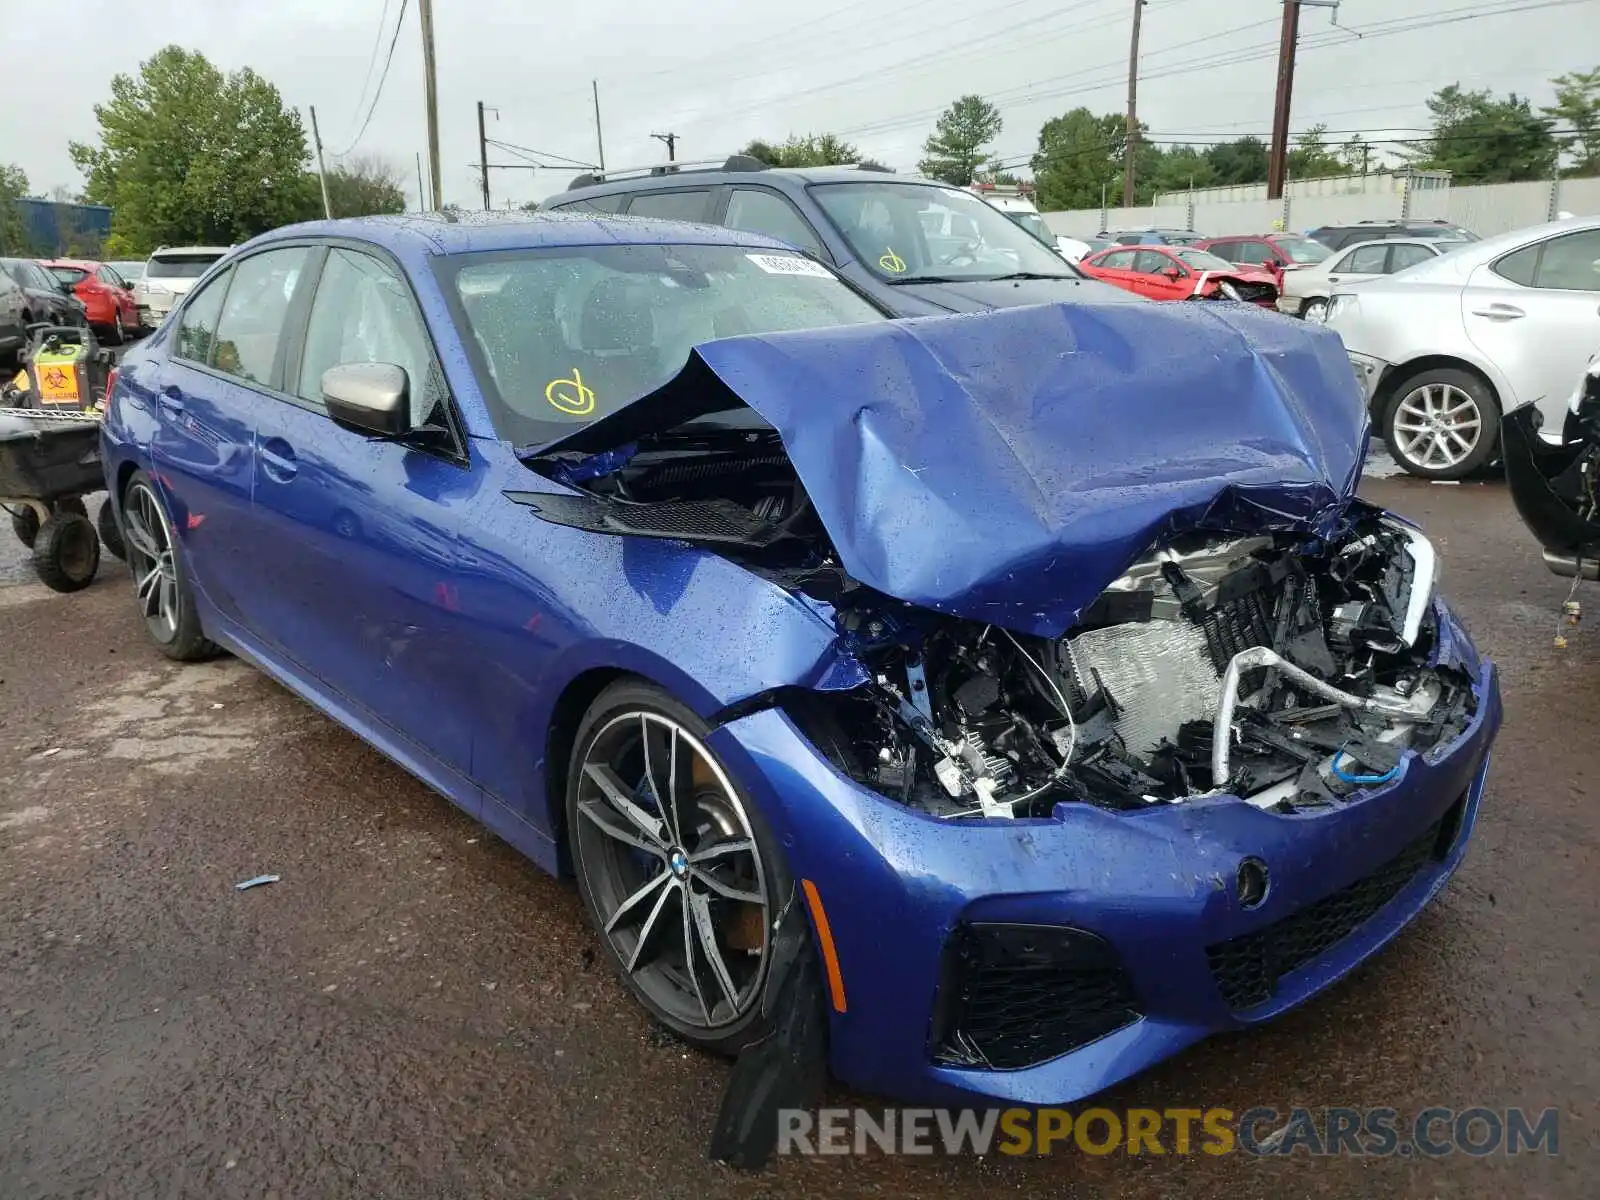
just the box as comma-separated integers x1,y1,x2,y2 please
101,213,1499,1108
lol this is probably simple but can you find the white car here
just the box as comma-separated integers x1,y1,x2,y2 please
1279,237,1465,321
1325,216,1600,479
133,246,231,327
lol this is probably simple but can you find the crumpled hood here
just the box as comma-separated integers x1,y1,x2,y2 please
538,301,1368,636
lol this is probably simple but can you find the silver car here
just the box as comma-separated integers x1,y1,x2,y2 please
1325,216,1600,479
1278,238,1464,321
133,246,230,327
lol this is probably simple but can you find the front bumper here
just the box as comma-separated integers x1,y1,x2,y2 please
711,601,1499,1106
1501,403,1600,576
1346,350,1388,410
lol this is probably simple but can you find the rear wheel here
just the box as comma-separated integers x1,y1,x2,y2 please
567,681,797,1055
97,498,126,560
110,310,125,345
121,471,217,660
1300,296,1328,322
1383,367,1500,480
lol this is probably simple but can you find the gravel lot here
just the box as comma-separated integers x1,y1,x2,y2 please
1,465,1594,1199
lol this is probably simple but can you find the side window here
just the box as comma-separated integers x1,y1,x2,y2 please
1134,250,1175,274
1511,230,1600,291
554,193,627,214
1100,250,1138,270
1207,241,1239,262
1115,234,1142,245
210,247,310,387
624,189,712,222
1343,245,1390,274
1387,243,1435,272
1233,242,1272,265
98,267,123,287
724,188,825,257
174,268,232,366
298,248,442,426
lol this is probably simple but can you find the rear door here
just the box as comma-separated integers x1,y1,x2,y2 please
719,186,831,261
1086,249,1143,294
147,263,263,622
250,242,476,784
1328,243,1390,289
1464,228,1600,413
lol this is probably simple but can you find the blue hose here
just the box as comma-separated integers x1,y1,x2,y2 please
1331,744,1400,785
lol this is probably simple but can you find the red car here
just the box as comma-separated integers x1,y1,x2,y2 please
1192,233,1331,286
1077,245,1280,307
41,259,139,343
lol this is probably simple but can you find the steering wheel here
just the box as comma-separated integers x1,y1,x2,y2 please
937,239,982,267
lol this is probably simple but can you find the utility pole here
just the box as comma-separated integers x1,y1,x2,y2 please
477,101,492,210
308,105,333,219
416,152,427,212
1268,0,1340,200
419,0,442,210
1123,0,1146,208
592,80,606,172
650,132,678,162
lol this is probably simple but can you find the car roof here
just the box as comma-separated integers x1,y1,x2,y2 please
1343,215,1600,288
40,258,98,268
238,211,803,258
556,165,941,207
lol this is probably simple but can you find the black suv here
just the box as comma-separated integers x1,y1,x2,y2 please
1305,218,1478,251
545,156,1134,317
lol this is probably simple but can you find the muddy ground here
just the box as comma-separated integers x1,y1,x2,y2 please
0,470,1593,1198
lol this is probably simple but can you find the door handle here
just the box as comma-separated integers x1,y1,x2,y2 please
1327,275,1341,284
260,437,299,483
157,386,184,415
1470,303,1525,320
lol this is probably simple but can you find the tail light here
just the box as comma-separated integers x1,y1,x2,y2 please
105,366,119,397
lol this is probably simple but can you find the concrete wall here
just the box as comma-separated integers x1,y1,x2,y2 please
1046,175,1600,240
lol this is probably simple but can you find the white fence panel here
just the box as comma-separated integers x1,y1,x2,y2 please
1044,204,1189,238
1443,181,1553,235
1191,199,1282,235
1557,176,1600,216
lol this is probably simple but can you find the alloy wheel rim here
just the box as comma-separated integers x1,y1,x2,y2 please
574,712,769,1031
122,485,179,642
1392,383,1482,471
1303,298,1327,321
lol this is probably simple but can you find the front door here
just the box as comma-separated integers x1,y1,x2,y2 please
1133,250,1190,300
249,244,477,784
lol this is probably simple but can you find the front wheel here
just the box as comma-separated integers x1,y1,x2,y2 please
1383,368,1501,480
1300,297,1328,322
567,681,800,1055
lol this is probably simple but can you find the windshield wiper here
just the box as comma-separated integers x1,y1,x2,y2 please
883,273,968,284
982,271,1079,282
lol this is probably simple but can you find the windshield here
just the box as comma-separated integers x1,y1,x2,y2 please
147,253,223,280
1175,249,1237,272
1277,237,1331,264
48,266,88,286
810,181,1078,282
1006,211,1056,246
444,243,885,447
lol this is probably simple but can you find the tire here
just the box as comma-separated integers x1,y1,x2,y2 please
55,497,87,520
97,498,126,560
120,470,218,660
1300,296,1328,322
110,310,125,345
566,679,804,1056
32,510,100,593
1382,367,1501,480
10,505,39,548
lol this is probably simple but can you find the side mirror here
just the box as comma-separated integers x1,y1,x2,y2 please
59,282,76,296
1163,267,1184,281
322,362,410,436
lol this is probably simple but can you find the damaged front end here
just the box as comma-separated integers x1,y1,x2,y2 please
517,304,1474,819
1503,360,1600,578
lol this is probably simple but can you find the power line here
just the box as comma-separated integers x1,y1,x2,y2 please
343,0,395,143
486,138,598,170
334,0,410,158
832,0,1594,142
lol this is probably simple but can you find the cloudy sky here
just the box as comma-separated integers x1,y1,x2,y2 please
7,0,1596,211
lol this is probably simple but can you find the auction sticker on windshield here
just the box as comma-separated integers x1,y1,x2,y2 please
746,253,833,278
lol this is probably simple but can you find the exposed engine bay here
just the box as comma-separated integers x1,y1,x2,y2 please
527,426,1478,820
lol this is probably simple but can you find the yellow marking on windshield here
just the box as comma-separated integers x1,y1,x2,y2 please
545,368,597,416
878,248,907,274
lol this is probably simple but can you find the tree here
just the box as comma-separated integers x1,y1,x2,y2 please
856,158,893,173
70,46,312,255
1204,137,1270,186
1337,135,1378,176
1543,67,1600,175
918,95,1002,186
740,133,860,167
1407,84,1557,183
1031,107,1124,210
1144,145,1217,201
519,200,541,213
0,164,28,256
1286,124,1346,180
323,155,407,218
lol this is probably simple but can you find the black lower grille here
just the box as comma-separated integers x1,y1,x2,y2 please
931,924,1141,1070
1207,800,1464,1011
1231,282,1278,304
